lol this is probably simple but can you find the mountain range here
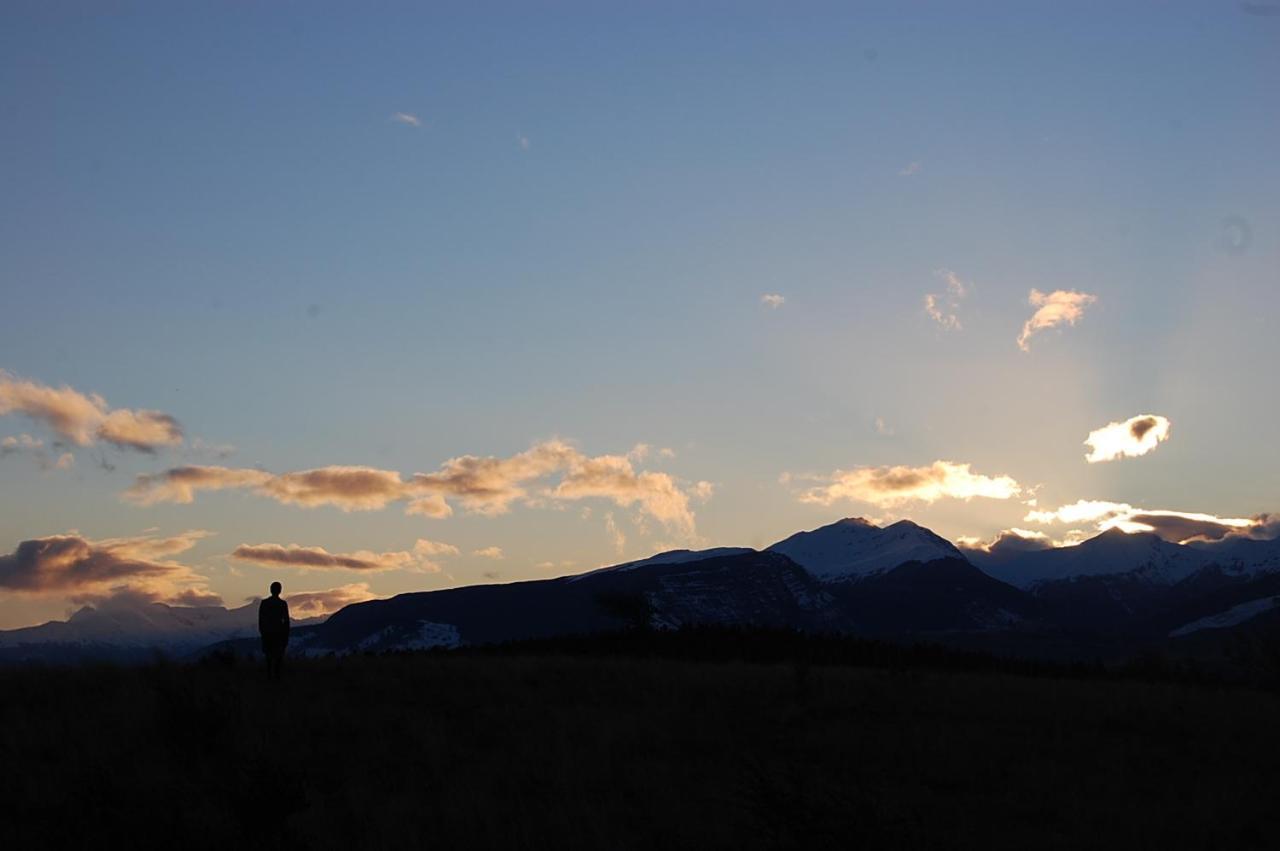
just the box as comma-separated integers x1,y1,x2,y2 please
3,518,1279,665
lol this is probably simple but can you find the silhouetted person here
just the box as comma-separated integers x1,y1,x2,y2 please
258,581,290,681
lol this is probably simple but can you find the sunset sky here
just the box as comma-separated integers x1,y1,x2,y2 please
2,2,1278,629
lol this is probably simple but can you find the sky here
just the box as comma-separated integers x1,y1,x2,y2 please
2,1,1278,629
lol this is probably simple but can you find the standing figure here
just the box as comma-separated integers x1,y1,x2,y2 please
258,581,291,681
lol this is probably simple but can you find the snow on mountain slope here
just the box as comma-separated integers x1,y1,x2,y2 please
766,518,962,582
1189,535,1280,578
1169,596,1280,637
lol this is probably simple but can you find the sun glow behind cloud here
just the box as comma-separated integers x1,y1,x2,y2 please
791,460,1021,508
1084,414,1171,463
1024,500,1257,542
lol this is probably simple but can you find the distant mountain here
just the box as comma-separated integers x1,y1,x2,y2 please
767,518,962,582
972,529,1209,589
0,599,324,664
290,550,848,656
8,516,1280,666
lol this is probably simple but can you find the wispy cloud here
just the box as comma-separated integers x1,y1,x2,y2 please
230,544,427,572
761,293,786,309
0,370,183,452
898,161,922,176
413,538,460,558
790,460,1021,508
874,417,895,437
517,132,530,150
390,112,422,127
472,546,504,560
923,269,968,330
1084,414,1171,463
0,433,71,470
604,512,626,555
1017,289,1097,351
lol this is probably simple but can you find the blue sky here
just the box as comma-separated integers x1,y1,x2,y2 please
2,2,1278,628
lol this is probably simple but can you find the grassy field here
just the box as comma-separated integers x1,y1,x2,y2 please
2,647,1278,850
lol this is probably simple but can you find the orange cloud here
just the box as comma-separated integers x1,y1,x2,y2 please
230,544,423,572
0,529,215,601
275,583,379,617
793,460,1021,508
1017,289,1097,351
128,440,705,534
0,370,184,451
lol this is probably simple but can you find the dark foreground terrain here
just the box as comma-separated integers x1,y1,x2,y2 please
3,636,1279,850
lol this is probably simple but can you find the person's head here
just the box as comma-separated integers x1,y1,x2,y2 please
270,581,282,598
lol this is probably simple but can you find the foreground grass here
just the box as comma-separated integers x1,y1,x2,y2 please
2,652,1278,849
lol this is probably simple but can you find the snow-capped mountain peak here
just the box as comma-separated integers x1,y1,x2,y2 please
766,517,962,582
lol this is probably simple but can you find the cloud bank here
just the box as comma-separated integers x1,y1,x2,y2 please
1084,414,1171,463
1017,289,1097,351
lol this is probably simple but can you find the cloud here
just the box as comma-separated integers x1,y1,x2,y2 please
189,438,236,459
957,528,1054,558
229,544,422,572
0,530,214,600
128,440,704,536
1,433,42,454
277,583,379,618
874,417,894,437
70,585,227,609
390,112,422,127
472,546,504,560
761,294,786,309
260,467,416,510
899,161,922,176
517,133,530,150
604,512,626,555
692,481,715,502
413,538,460,558
125,465,275,505
0,370,183,451
2,434,75,471
792,460,1021,508
1024,499,1258,543
923,269,968,330
1084,414,1171,463
552,452,697,536
1017,289,1097,351
97,410,184,453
